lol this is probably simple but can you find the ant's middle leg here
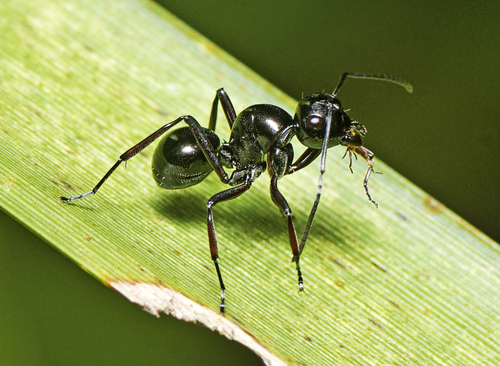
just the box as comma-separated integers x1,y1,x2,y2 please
287,148,321,175
207,180,253,313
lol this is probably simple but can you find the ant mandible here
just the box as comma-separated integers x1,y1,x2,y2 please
61,72,412,313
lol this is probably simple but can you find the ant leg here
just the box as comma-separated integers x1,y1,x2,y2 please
269,175,304,291
207,180,253,313
209,88,237,131
60,118,185,202
352,146,379,208
61,115,231,202
287,148,321,174
273,147,323,291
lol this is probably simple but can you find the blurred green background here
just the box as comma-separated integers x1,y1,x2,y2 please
1,1,499,365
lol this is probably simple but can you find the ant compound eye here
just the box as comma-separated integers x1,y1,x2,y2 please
306,115,324,130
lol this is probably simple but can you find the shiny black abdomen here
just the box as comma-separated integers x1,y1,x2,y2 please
152,127,220,189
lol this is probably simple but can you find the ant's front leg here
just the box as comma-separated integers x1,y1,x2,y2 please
269,175,304,291
268,144,305,291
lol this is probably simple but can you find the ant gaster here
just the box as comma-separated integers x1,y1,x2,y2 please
61,72,412,313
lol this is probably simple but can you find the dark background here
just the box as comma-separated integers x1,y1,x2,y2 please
2,1,499,365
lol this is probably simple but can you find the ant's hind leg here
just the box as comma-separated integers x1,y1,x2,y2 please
61,115,231,202
60,117,187,202
209,88,237,131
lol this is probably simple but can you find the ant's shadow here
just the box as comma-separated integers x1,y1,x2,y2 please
149,189,207,224
148,184,287,243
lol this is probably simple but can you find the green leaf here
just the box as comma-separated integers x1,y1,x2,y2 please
1,0,499,365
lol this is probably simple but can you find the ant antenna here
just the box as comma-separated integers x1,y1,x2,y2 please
333,72,413,96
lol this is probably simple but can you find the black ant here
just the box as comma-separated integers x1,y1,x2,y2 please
61,72,412,313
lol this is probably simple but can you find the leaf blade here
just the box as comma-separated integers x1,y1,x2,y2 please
1,0,499,365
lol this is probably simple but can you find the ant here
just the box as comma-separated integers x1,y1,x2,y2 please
61,72,412,313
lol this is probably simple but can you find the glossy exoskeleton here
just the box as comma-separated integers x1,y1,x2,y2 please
61,72,412,313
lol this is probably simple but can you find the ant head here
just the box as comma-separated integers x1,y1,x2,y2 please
294,73,412,260
295,93,355,149
294,73,413,151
